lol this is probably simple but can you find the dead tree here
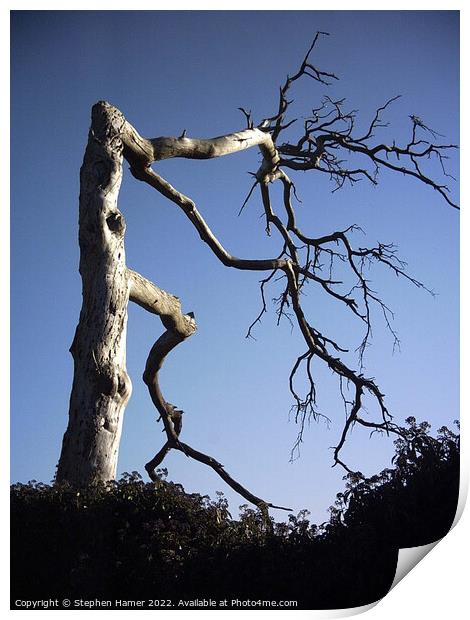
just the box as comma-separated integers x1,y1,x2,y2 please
56,33,458,508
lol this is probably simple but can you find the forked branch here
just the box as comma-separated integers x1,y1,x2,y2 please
128,269,291,512
103,32,457,476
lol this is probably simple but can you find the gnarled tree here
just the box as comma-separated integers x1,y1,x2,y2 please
56,33,458,510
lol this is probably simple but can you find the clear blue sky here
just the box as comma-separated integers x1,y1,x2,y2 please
11,11,459,523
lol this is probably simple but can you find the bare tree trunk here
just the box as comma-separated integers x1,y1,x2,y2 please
54,100,279,488
55,32,457,492
56,102,132,486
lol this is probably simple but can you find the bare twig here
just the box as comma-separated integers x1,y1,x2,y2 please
110,32,457,476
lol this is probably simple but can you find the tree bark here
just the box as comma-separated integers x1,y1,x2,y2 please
56,102,132,486
55,30,457,488
55,101,280,488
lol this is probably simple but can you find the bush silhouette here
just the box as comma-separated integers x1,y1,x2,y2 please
11,419,459,609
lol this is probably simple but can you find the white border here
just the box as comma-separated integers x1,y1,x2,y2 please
4,3,467,617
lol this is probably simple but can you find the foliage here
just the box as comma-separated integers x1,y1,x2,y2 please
11,420,459,609
326,418,460,548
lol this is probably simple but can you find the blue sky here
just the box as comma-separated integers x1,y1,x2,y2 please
10,10,459,522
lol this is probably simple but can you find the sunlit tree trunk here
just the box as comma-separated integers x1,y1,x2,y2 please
55,44,457,496
56,103,132,485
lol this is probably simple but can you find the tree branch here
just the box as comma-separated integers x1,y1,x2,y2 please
108,32,457,475
128,268,291,511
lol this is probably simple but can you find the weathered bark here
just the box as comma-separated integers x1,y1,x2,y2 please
56,103,132,486
57,34,457,490
129,273,291,511
108,103,280,183
56,101,281,488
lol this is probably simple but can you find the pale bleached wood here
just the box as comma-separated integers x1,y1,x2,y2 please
56,102,132,486
97,100,280,182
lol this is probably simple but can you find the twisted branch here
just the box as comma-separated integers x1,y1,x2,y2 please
128,269,291,512
105,31,457,477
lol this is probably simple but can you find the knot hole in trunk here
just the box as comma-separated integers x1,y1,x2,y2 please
106,210,126,235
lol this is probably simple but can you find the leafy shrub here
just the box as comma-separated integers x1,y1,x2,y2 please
11,420,459,609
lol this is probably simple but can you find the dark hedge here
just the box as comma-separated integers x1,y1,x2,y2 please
11,419,459,610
